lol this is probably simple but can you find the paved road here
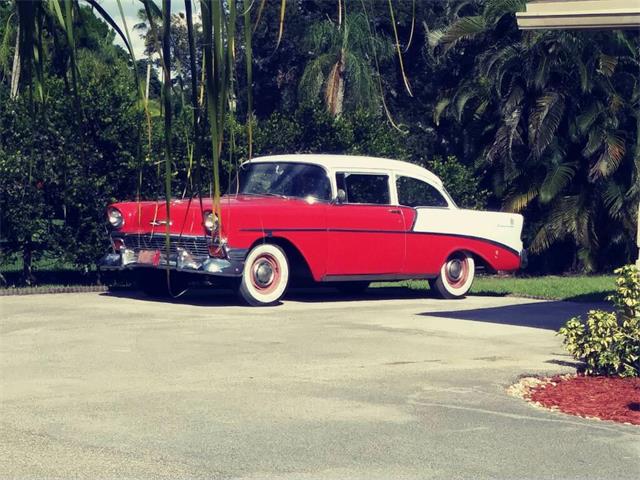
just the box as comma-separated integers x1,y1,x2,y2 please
1,289,638,479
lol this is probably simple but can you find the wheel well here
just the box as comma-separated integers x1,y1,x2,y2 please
468,251,494,273
445,249,492,273
248,236,314,283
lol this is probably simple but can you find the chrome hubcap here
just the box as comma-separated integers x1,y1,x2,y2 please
447,259,463,281
254,261,275,287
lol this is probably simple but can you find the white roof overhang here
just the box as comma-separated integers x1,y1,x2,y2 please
516,0,640,30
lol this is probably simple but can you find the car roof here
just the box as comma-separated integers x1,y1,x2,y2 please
244,154,443,187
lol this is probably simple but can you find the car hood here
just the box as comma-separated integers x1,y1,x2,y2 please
110,194,308,235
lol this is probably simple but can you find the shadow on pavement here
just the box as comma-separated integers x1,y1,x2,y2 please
102,285,435,307
421,301,604,331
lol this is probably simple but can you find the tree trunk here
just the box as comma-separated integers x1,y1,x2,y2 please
10,24,20,99
335,48,345,116
325,49,346,117
22,242,35,286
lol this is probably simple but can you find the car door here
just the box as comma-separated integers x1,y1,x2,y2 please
395,175,453,275
325,172,406,276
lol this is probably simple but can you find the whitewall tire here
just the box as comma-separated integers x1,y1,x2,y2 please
239,244,289,306
432,252,475,299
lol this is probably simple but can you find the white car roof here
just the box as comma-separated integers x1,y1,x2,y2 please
245,154,443,187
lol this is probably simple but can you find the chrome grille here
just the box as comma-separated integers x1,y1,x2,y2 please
120,234,209,257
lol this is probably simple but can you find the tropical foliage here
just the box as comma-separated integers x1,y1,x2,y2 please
0,0,638,285
430,0,639,271
299,12,393,116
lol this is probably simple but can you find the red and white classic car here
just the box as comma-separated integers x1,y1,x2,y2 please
100,155,526,305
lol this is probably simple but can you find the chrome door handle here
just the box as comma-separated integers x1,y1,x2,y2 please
388,209,401,214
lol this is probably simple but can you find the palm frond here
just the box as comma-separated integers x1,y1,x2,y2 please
539,161,575,204
503,186,539,213
576,102,602,134
589,131,626,179
529,91,564,157
602,180,626,219
454,88,476,122
484,0,527,25
434,16,486,52
433,97,451,126
530,195,580,252
582,125,604,158
597,53,618,77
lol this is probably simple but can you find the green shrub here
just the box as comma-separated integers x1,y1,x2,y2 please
427,156,489,210
558,265,640,377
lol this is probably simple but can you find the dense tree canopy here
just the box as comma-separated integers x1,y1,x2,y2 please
0,0,638,284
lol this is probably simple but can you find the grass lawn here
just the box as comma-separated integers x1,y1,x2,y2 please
374,275,616,303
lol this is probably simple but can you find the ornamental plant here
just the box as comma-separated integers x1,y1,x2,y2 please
558,265,640,377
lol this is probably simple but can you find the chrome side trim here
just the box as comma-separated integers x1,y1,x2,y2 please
321,273,437,282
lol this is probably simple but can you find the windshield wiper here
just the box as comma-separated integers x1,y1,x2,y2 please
239,192,289,199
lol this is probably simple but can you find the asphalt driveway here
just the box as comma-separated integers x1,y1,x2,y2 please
1,289,638,479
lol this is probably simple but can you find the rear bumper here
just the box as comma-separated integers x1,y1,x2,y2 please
519,249,528,269
98,248,245,277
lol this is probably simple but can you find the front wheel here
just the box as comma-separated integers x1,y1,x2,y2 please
431,252,475,299
238,244,290,306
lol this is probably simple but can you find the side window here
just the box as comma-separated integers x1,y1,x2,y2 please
396,176,448,208
336,173,390,205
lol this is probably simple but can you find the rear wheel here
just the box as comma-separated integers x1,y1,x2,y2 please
239,244,290,306
432,252,475,299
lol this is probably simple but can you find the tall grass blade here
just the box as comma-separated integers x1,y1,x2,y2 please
253,0,267,33
276,0,286,48
184,0,204,200
161,0,173,281
361,0,405,132
200,0,222,230
386,0,412,96
243,0,253,159
403,0,415,53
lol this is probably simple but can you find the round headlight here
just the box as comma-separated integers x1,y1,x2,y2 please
203,211,219,233
107,207,124,229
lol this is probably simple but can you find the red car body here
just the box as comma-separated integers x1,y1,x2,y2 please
100,155,525,305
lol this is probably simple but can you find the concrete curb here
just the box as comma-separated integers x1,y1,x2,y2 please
0,285,108,296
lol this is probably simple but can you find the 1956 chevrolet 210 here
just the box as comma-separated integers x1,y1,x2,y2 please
99,155,526,306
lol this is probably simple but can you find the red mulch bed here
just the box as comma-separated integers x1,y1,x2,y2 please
527,376,640,425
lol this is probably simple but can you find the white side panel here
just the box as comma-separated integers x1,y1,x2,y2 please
412,209,524,253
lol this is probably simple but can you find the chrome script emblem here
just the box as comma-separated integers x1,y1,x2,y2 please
150,220,172,226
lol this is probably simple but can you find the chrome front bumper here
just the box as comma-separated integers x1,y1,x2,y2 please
98,247,246,277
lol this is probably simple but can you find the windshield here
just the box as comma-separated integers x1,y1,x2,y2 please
236,162,332,201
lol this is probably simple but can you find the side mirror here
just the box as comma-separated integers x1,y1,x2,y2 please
335,189,347,204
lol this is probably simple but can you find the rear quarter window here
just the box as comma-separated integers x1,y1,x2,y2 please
396,176,448,208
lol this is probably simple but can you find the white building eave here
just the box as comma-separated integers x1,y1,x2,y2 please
516,0,640,30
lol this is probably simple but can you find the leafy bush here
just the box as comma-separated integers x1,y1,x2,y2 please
254,103,407,160
558,265,640,377
427,156,488,210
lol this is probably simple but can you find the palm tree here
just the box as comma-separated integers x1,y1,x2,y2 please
431,0,639,271
299,11,392,117
1,0,253,283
